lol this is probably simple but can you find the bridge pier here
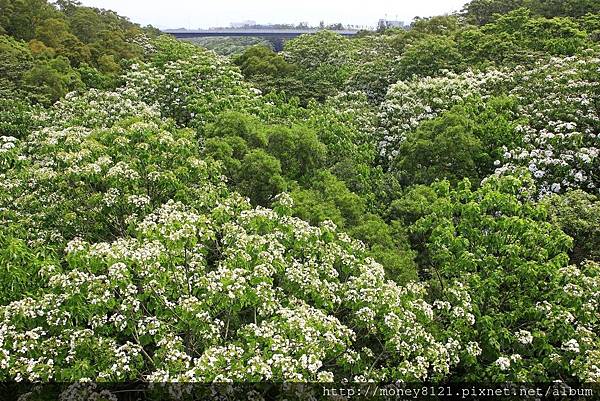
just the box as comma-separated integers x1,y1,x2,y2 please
269,37,285,52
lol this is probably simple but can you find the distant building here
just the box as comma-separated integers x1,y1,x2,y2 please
378,19,405,29
230,20,257,28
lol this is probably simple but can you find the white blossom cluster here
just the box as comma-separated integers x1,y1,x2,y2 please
494,54,600,195
0,136,17,153
40,88,161,130
0,88,226,248
0,192,478,383
377,69,510,163
124,48,263,129
0,135,21,170
484,261,600,381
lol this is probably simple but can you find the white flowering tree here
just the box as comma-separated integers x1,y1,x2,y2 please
377,69,511,165
0,197,477,384
0,84,475,389
379,54,600,197
125,37,263,130
496,54,600,196
407,174,600,381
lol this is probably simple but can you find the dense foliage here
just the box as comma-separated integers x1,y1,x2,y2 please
0,0,158,105
0,0,599,396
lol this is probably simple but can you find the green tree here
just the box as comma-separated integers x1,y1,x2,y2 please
67,6,103,43
393,107,483,186
0,35,33,96
0,0,59,41
77,63,118,89
33,17,69,48
349,215,417,283
97,54,120,74
0,235,55,304
237,149,286,205
205,112,266,149
388,184,441,227
543,190,600,264
529,0,600,18
399,36,463,79
463,0,527,25
233,45,299,95
203,137,244,182
284,31,358,101
463,0,600,24
390,96,521,186
57,33,91,66
89,29,142,64
267,125,326,181
411,15,463,36
23,56,83,105
457,28,532,67
289,188,346,228
482,9,587,56
291,171,364,227
234,45,295,78
579,12,600,41
0,98,35,139
27,38,55,58
408,175,597,381
523,16,587,55
34,18,91,66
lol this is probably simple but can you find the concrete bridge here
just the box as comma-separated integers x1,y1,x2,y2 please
163,29,360,51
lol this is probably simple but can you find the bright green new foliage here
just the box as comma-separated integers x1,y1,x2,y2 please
409,175,599,381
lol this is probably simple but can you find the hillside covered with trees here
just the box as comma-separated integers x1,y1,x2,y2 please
0,0,599,398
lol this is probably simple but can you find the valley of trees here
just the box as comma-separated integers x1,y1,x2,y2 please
0,0,599,398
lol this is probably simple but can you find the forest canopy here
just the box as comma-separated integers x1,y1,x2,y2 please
0,0,599,398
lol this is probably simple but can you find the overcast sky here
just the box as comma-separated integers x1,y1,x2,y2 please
77,0,469,29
